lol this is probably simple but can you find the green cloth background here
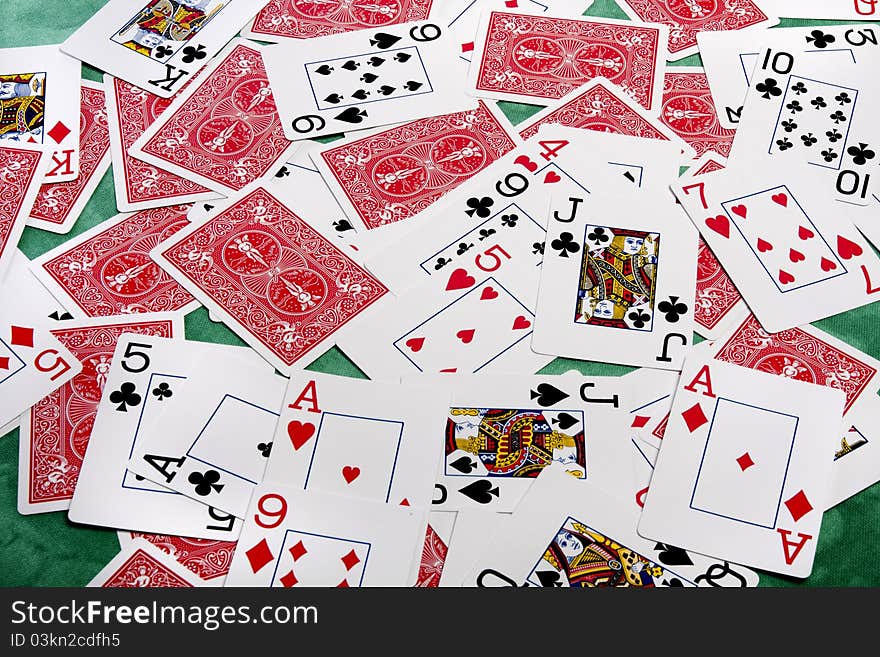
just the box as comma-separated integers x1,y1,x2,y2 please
1,0,878,587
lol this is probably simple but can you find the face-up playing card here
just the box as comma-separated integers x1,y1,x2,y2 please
127,354,285,518
61,0,270,99
265,20,471,140
118,531,236,586
27,81,111,235
640,354,846,578
465,468,759,587
0,142,47,283
245,0,436,42
415,510,456,587
32,205,199,318
467,11,668,112
533,188,698,371
759,0,879,20
225,483,422,586
17,313,182,515
0,45,81,183
615,0,776,61
517,78,693,161
68,334,259,539
87,538,207,588
105,75,220,213
673,160,880,332
829,393,880,508
312,99,520,233
263,372,449,512
130,39,295,195
731,38,880,207
659,68,735,161
152,183,389,373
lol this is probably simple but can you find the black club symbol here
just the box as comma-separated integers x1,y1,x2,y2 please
781,119,798,133
628,310,651,329
756,78,782,100
109,382,141,412
275,166,290,178
830,110,848,124
433,257,452,270
835,92,852,106
181,44,207,64
826,129,843,143
786,100,803,113
551,232,580,258
478,228,496,240
810,96,827,110
848,143,876,166
791,81,808,95
776,137,793,151
501,213,518,227
658,296,689,323
806,30,835,49
258,442,273,458
821,149,838,163
532,241,545,255
188,470,224,496
465,196,494,218
587,227,610,244
154,45,173,59
456,242,473,255
800,133,818,147
152,382,173,401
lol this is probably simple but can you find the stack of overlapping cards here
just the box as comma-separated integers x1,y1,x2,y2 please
2,0,879,588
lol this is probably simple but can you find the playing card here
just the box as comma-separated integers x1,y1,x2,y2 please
32,204,199,317
225,483,422,586
659,68,735,161
118,531,236,586
87,538,207,588
467,11,668,111
265,20,471,140
533,188,698,370
68,334,259,539
464,468,759,587
151,184,389,373
27,81,111,235
263,372,448,511
61,0,270,99
105,75,219,213
673,159,880,332
18,313,182,515
639,353,846,577
312,99,520,233
0,45,81,182
127,355,286,518
0,142,47,283
615,0,776,61
517,78,693,161
415,511,455,587
245,0,436,42
829,393,880,508
437,509,505,587
759,0,879,19
130,39,295,195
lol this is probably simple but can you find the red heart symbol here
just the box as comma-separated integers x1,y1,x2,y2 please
446,267,475,291
512,315,531,330
342,466,360,484
456,329,475,344
731,205,747,219
837,235,863,260
820,257,838,272
544,171,561,184
798,225,814,240
705,215,730,238
789,248,805,263
779,269,795,285
405,337,424,352
772,193,788,207
287,421,316,451
514,154,538,172
480,286,499,300
757,238,773,253
439,368,458,373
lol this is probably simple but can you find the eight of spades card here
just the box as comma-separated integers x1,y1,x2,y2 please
263,372,449,512
533,189,698,370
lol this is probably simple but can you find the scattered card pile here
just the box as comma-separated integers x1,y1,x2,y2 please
2,0,879,588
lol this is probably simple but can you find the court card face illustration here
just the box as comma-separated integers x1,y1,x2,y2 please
61,0,271,98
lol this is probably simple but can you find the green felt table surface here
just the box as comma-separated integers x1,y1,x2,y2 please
1,0,879,587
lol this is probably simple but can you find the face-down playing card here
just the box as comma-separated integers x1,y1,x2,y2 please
225,483,423,586
0,143,47,282
88,538,208,588
639,355,846,578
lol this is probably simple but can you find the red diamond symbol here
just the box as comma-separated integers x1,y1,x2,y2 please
461,41,475,53
245,538,274,574
337,579,350,588
10,326,34,348
47,121,71,144
681,403,708,433
288,540,307,562
399,498,410,506
340,548,360,571
0,357,9,370
631,415,650,429
279,570,298,588
736,452,755,471
784,490,813,522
